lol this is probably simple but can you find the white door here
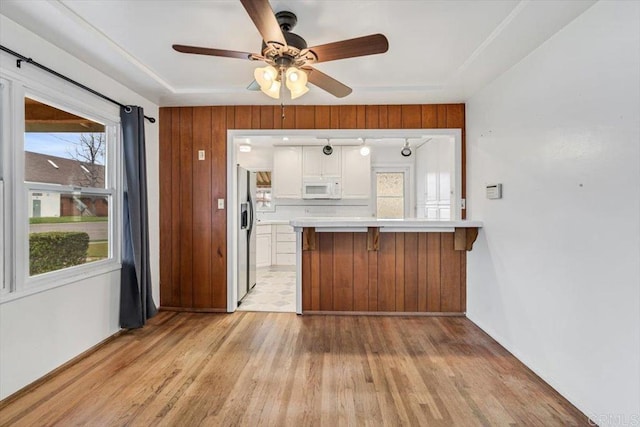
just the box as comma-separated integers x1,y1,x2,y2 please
373,169,410,219
416,138,454,220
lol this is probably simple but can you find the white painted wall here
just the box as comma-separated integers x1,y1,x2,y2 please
466,1,640,424
28,191,60,218
0,15,160,399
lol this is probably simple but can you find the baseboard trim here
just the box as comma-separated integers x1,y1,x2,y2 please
0,329,125,409
303,310,465,317
160,306,227,313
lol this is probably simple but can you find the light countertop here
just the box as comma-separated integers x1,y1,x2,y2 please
289,217,482,231
256,219,291,225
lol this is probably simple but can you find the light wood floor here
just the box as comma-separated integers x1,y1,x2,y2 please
0,311,590,426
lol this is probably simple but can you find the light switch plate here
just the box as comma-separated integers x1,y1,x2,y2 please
217,198,225,209
198,150,205,160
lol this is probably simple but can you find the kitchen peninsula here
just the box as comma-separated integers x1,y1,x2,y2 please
290,218,482,315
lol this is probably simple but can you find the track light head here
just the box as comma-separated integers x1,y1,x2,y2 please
401,140,412,157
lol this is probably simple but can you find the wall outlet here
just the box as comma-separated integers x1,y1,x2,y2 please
198,150,205,160
217,199,224,209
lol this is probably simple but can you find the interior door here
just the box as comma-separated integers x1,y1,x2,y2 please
416,138,454,220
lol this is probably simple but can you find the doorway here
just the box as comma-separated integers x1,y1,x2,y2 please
226,129,463,313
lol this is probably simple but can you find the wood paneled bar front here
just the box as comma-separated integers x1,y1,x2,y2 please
290,219,482,314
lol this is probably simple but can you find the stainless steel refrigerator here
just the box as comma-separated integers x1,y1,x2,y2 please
237,166,257,304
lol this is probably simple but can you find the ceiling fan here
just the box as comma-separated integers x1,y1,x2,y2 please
172,0,389,99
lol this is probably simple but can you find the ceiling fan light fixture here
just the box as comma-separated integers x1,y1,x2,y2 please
285,67,309,99
254,65,279,90
289,85,309,100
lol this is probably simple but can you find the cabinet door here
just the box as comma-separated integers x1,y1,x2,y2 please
341,146,371,199
303,146,341,178
273,147,302,198
256,234,271,267
322,146,342,177
302,146,323,178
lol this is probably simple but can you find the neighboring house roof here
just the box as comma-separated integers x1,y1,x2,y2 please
25,151,105,188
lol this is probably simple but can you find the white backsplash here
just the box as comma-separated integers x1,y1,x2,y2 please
257,202,373,222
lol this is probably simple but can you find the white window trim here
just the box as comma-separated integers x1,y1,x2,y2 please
0,63,122,303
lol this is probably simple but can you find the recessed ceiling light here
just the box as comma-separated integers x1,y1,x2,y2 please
360,146,370,156
283,137,289,141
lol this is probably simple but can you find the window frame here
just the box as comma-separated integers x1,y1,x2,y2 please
0,66,122,302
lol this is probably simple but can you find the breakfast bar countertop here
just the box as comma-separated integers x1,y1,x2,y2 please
289,217,483,231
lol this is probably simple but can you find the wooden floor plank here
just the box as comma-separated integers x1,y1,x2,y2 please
0,311,591,427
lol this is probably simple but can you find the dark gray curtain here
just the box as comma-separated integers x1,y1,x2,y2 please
120,106,157,329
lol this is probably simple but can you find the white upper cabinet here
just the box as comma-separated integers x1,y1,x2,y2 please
302,146,341,178
273,147,302,198
341,146,371,199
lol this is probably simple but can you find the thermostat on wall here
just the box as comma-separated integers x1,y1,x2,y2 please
486,184,502,199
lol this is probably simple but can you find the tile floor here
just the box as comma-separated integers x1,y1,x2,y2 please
237,265,296,313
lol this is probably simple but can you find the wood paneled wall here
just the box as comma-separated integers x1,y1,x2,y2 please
301,231,466,313
159,104,465,310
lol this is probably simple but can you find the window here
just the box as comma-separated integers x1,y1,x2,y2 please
376,172,405,219
24,97,113,277
255,170,274,211
1,78,8,294
0,69,121,298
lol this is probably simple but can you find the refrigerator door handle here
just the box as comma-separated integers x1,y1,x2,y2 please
247,196,255,234
240,203,248,229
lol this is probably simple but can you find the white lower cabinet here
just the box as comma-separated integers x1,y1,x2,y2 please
256,224,272,267
275,224,296,266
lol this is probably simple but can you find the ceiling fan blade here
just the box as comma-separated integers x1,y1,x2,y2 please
240,0,286,46
307,34,389,63
304,67,352,98
247,80,261,91
173,44,255,60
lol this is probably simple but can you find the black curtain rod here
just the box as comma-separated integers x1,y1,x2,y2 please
1,45,156,123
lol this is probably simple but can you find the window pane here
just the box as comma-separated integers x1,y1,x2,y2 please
376,172,404,197
29,192,109,276
377,197,404,219
24,98,106,189
376,172,404,219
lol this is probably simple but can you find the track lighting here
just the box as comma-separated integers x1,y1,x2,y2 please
401,139,412,157
359,138,370,156
322,140,333,155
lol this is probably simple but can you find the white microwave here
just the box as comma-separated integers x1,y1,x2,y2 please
302,178,341,199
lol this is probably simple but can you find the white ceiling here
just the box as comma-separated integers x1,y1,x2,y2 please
0,0,596,107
